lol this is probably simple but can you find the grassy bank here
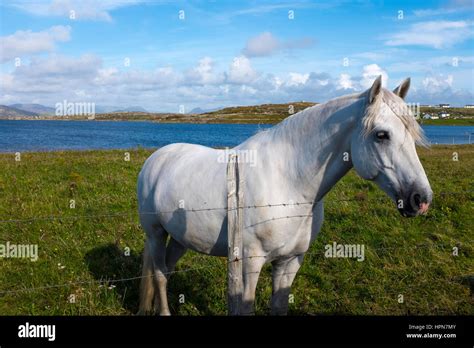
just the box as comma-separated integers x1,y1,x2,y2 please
0,145,472,315
421,118,474,126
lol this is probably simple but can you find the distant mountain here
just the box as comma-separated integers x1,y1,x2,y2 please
94,105,120,114
189,107,221,114
9,103,55,115
95,105,148,113
3,103,150,115
0,105,39,118
113,106,148,113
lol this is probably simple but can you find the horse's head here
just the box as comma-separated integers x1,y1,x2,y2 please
350,76,432,217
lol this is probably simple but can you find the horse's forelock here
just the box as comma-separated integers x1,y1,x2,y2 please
362,89,429,147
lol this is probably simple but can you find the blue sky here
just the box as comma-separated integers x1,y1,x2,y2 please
0,0,473,111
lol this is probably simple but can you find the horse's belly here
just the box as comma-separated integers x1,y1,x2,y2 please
161,210,228,256
249,200,324,258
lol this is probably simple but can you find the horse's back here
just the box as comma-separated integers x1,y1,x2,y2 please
138,143,223,210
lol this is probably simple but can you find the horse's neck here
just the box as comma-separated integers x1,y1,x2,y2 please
266,96,365,202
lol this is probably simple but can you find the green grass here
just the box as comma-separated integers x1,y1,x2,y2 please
0,146,472,315
420,118,474,126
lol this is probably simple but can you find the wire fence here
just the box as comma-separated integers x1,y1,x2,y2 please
0,190,472,224
0,190,472,312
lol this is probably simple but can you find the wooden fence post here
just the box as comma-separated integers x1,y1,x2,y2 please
227,153,243,315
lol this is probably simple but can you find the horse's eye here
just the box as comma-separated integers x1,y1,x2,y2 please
376,131,390,141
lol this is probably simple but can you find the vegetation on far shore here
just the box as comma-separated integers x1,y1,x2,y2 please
0,145,472,315
2,102,474,125
420,118,474,126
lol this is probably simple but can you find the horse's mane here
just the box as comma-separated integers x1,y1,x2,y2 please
245,88,428,148
363,88,429,147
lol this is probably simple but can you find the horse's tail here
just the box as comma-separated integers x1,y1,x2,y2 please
137,240,154,315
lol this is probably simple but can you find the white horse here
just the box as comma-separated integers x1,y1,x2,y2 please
137,76,432,315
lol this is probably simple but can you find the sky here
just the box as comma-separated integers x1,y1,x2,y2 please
0,0,473,112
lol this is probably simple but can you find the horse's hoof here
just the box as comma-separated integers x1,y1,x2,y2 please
136,309,153,316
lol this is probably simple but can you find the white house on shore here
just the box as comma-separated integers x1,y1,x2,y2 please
438,112,450,118
423,114,439,120
465,104,474,109
439,103,450,108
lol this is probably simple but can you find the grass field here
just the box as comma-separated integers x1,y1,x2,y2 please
0,145,473,315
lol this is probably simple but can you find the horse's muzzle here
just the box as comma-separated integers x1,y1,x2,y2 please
398,190,432,218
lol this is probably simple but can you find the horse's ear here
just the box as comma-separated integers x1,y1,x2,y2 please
393,78,411,99
369,75,382,104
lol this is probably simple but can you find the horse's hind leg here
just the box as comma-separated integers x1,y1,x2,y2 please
147,224,172,315
139,221,172,316
137,240,154,315
166,238,187,274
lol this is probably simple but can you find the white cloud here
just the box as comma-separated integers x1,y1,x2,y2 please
287,73,309,86
410,73,473,105
0,25,71,63
385,20,474,49
388,55,474,74
2,53,472,110
360,64,389,89
185,57,225,85
242,32,280,57
226,56,258,84
94,66,182,90
414,0,473,17
8,0,146,21
422,73,454,93
6,54,101,95
242,32,314,57
16,54,100,78
337,73,354,90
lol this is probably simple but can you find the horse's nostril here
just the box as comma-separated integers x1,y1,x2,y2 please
413,193,421,207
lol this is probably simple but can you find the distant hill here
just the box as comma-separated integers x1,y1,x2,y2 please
189,107,221,114
202,101,318,119
95,105,148,113
0,105,39,118
9,103,55,115
0,101,320,123
114,106,148,113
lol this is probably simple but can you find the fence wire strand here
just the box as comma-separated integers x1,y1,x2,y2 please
0,190,472,224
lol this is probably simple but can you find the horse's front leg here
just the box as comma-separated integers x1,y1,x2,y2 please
240,255,266,315
270,254,305,315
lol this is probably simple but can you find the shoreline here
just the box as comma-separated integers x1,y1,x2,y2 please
1,117,474,126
